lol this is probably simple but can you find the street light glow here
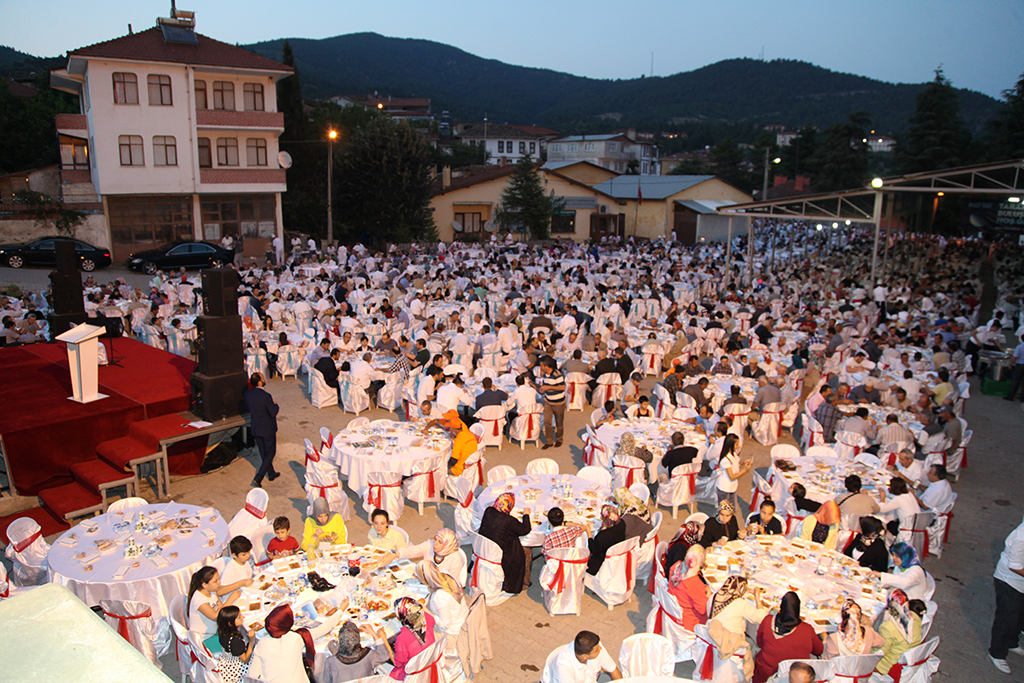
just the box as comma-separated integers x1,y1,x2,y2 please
328,130,337,139
871,178,884,188
1009,197,1021,203
937,192,945,197
773,157,781,164
845,220,851,225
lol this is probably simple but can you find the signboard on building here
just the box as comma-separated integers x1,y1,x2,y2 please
963,199,1024,234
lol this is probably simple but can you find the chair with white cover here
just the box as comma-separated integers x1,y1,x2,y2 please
834,430,869,461
473,404,507,450
773,659,833,683
377,371,405,413
403,637,451,683
612,452,648,489
363,471,404,522
592,372,623,408
882,636,940,683
228,489,274,565
340,374,371,415
920,600,939,639
657,461,701,520
108,497,149,511
904,511,936,559
646,573,697,662
167,594,195,683
509,404,544,449
749,470,772,514
577,465,612,488
722,403,751,440
782,498,811,538
347,417,370,430
565,372,590,411
585,431,613,470
303,438,350,521
446,446,486,502
487,465,517,485
3,517,50,587
469,532,512,607
805,445,840,461
928,493,956,559
641,343,665,377
770,444,801,463
651,383,673,419
584,535,639,609
451,344,475,370
276,345,302,379
167,329,192,358
830,653,882,683
187,629,225,683
630,482,651,504
526,458,559,475
99,598,171,666
403,458,445,516
636,511,662,582
752,401,785,446
619,633,675,678
692,622,749,682
478,343,504,371
449,477,479,545
947,429,970,480
539,546,590,616
310,368,339,408
802,411,825,449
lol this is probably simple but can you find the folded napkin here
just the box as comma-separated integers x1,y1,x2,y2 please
58,535,78,547
197,508,216,518
79,552,101,565
151,554,170,569
112,564,133,580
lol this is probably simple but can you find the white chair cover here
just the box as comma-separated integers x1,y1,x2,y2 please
166,329,191,358
340,375,371,415
946,429,970,478
692,622,747,683
619,633,675,678
526,458,559,475
592,372,623,408
108,497,149,511
577,466,612,488
449,477,479,545
752,401,785,446
473,404,507,450
657,462,701,519
636,511,662,582
612,452,647,489
363,471,404,521
927,493,956,559
99,598,172,666
303,438,351,521
651,383,673,419
539,546,589,616
469,533,512,607
403,458,445,515
509,405,544,449
903,511,935,558
645,573,696,661
451,344,475,370
310,368,338,408
403,637,451,683
377,371,405,412
228,489,274,564
565,372,590,411
3,517,50,587
641,343,665,376
585,434,612,470
584,535,638,608
478,343,504,371
829,653,883,682
487,465,517,485
187,629,225,683
834,431,869,461
882,636,940,683
722,403,751,441
168,594,196,683
749,470,772,514
802,411,825,449
445,447,486,500
276,345,301,378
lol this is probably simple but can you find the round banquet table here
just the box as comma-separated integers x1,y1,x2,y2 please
704,536,886,633
474,473,613,546
48,502,228,618
329,420,451,491
595,417,706,480
768,454,892,506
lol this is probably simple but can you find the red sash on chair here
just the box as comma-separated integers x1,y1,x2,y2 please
888,655,931,683
469,459,485,486
103,607,153,641
410,469,439,497
470,555,502,588
304,448,320,466
480,418,502,437
609,546,634,585
406,646,444,683
833,673,873,682
886,451,898,468
900,527,930,559
525,412,538,436
651,603,686,635
368,481,401,509
567,381,581,404
13,530,41,553
459,491,474,509
244,503,266,519
543,555,588,593
310,482,340,498
614,462,644,488
785,513,808,535
941,510,953,543
764,408,785,437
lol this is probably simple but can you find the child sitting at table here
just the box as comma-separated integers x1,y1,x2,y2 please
220,536,255,589
267,516,300,559
302,498,347,552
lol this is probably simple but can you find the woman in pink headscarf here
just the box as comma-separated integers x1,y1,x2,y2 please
248,601,345,683
667,544,710,630
383,527,467,586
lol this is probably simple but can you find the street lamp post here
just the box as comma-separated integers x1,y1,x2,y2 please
327,129,337,247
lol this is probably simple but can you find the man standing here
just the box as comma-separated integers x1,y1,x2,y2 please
244,373,280,488
542,630,622,683
272,234,284,266
535,357,566,449
989,514,1024,674
1004,334,1024,402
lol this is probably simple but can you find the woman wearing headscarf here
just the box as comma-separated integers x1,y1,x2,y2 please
798,499,842,549
823,599,884,658
302,497,347,553
704,576,766,682
381,528,467,586
390,597,437,680
586,504,627,575
700,500,745,547
614,487,654,541
477,493,532,593
322,621,393,683
875,589,923,675
417,561,468,637
248,601,345,683
871,542,929,600
614,432,653,473
843,516,890,572
753,592,823,683
664,520,703,573
667,545,710,630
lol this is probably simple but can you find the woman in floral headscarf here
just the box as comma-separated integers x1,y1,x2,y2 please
478,493,531,593
385,527,467,586
700,499,744,547
876,589,922,675
665,520,703,573
823,599,884,658
614,486,654,541
798,499,842,549
667,545,710,630
586,504,626,575
614,432,653,467
390,597,436,680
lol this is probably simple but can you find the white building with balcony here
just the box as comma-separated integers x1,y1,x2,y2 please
50,10,292,263
546,131,658,175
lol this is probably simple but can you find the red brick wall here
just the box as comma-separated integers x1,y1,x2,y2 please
199,168,285,184
196,110,284,129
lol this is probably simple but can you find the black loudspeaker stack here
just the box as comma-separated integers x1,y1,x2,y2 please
190,268,247,421
48,239,88,337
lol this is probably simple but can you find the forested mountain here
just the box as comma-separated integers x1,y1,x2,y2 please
243,32,1001,136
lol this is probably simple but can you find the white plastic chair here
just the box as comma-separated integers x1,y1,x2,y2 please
834,430,869,460
539,546,590,616
641,343,665,377
107,497,149,511
947,429,970,479
403,637,450,683
445,446,486,500
3,517,50,587
377,371,405,413
310,368,339,408
592,372,623,407
635,511,662,582
619,633,675,678
928,493,956,559
651,383,673,419
886,636,940,683
303,438,351,521
584,535,639,609
509,404,544,449
646,573,697,662
752,400,785,446
276,345,301,379
473,404,507,450
363,471,404,521
830,653,883,682
565,372,590,411
770,444,801,462
487,465,517,485
469,532,512,607
340,375,371,415
167,594,195,683
526,458,559,475
99,598,170,666
403,458,445,516
612,452,647,489
449,477,478,545
577,466,612,488
630,482,651,504
657,462,701,520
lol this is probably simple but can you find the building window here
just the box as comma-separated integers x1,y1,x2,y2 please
197,138,212,168
213,81,235,110
153,136,177,166
246,138,267,166
507,141,513,153
568,143,578,152
201,194,278,239
584,143,595,152
552,144,561,152
59,135,88,170
118,135,144,166
194,80,208,110
530,142,536,154
497,141,504,153
243,83,265,111
108,195,193,248
147,74,172,105
607,142,617,152
454,212,482,234
112,73,138,104
519,141,526,154
551,210,576,234
216,137,239,166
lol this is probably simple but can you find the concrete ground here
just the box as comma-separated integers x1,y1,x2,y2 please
2,263,1023,681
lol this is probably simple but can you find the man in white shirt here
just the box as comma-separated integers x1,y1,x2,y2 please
897,369,923,403
542,631,622,683
436,375,473,415
989,513,1024,674
555,332,583,354
496,321,516,355
889,449,924,488
917,464,954,511
272,235,284,265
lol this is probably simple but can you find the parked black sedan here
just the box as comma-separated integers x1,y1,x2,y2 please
126,241,233,274
0,237,112,271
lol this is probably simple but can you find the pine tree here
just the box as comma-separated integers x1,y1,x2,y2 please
809,111,872,191
278,41,307,143
898,68,972,173
495,155,558,240
986,70,1024,160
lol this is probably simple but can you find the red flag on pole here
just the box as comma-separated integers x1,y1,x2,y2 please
637,182,643,205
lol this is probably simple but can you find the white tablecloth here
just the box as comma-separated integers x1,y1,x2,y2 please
769,454,891,506
330,420,451,491
474,474,612,546
48,502,229,618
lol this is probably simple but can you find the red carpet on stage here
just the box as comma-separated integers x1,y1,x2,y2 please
0,339,195,496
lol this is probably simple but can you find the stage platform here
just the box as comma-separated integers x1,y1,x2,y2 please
0,339,195,496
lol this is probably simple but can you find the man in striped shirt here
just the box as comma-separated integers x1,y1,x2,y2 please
535,356,567,449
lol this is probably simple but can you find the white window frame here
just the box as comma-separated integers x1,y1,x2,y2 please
118,135,144,166
584,142,595,152
243,83,265,111
213,81,235,110
246,138,267,166
216,137,239,166
147,74,172,106
153,136,177,166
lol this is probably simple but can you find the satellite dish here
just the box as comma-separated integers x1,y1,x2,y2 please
277,151,293,169
484,220,496,233
451,220,464,232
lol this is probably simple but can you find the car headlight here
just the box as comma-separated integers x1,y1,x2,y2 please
130,258,142,263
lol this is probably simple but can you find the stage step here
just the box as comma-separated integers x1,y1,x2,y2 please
39,482,103,521
97,435,150,472
98,413,194,471
70,459,137,497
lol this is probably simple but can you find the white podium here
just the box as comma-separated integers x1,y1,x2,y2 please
55,323,109,404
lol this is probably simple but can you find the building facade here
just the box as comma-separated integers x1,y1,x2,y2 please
50,11,292,263
455,123,550,166
546,131,658,175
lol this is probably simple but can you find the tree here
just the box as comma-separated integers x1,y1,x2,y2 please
495,155,560,240
809,111,872,191
708,136,751,190
277,41,307,144
778,125,817,180
0,75,78,174
898,68,972,173
625,159,640,175
986,70,1024,160
336,117,437,246
13,190,85,236
432,140,487,169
